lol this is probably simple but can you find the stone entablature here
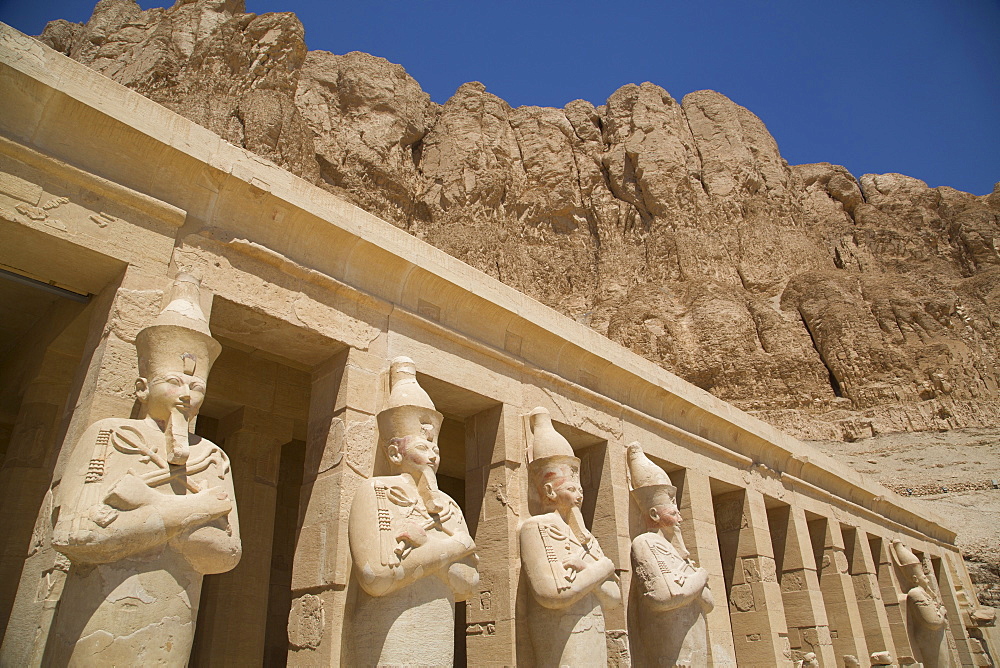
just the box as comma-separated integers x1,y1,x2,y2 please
0,22,995,667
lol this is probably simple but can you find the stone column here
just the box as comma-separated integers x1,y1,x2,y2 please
870,535,916,663
843,526,897,659
463,403,522,667
287,348,381,666
189,405,293,666
678,471,737,667
714,488,791,666
768,505,836,666
0,266,165,667
813,518,869,664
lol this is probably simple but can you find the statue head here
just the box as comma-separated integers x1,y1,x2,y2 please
626,442,679,531
536,460,583,511
377,357,443,473
527,408,582,512
134,274,221,464
890,539,931,589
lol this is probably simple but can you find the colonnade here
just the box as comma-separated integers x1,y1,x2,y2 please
0,275,996,666
0,29,995,664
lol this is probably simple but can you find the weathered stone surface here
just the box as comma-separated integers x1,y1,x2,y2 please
40,0,318,180
39,0,1000,442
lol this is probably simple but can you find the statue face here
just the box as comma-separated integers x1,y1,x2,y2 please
649,503,682,529
390,436,440,475
544,475,583,510
137,373,207,422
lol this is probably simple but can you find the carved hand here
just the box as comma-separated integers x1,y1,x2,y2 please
445,553,480,600
690,567,710,591
562,554,588,573
596,575,623,612
163,486,233,532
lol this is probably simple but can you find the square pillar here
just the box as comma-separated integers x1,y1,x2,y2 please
287,348,381,667
582,439,631,664
679,471,737,667
769,505,836,666
0,339,80,629
714,487,791,666
943,550,1000,667
929,555,970,666
843,526,897,660
463,403,522,667
812,519,869,664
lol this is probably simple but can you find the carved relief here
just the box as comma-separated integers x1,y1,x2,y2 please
89,211,118,228
519,407,621,667
42,274,241,665
715,496,748,532
626,443,713,668
12,196,69,230
288,594,325,650
346,357,478,667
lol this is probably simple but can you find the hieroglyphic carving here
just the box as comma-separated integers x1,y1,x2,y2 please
14,196,69,230
89,211,118,228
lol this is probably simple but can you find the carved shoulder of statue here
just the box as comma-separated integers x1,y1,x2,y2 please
632,533,708,611
909,586,947,628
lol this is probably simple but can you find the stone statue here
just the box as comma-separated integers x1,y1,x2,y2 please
519,407,621,667
800,651,820,668
891,539,950,668
626,442,713,667
347,357,478,667
45,274,241,665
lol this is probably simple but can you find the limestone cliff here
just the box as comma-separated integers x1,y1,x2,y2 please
38,0,1000,442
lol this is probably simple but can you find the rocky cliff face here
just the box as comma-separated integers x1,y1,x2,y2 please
39,0,1000,442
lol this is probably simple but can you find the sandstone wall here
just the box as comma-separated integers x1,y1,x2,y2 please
38,0,1000,441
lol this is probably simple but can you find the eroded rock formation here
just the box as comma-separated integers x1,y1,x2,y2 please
38,0,1000,442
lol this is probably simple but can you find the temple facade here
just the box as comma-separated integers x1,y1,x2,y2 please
0,23,996,667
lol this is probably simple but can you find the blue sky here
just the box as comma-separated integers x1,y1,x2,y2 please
2,0,998,195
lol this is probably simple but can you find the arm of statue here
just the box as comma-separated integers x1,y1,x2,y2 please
631,536,710,613
595,571,623,613
444,553,480,601
349,481,476,598
52,428,234,566
437,496,480,600
909,588,948,630
171,444,242,574
519,517,617,610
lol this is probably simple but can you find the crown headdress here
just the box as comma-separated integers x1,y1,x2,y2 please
135,273,221,381
376,357,443,445
627,442,676,510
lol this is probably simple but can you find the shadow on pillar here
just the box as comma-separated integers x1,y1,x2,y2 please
842,526,897,660
0,288,89,631
187,341,309,667
766,502,836,666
